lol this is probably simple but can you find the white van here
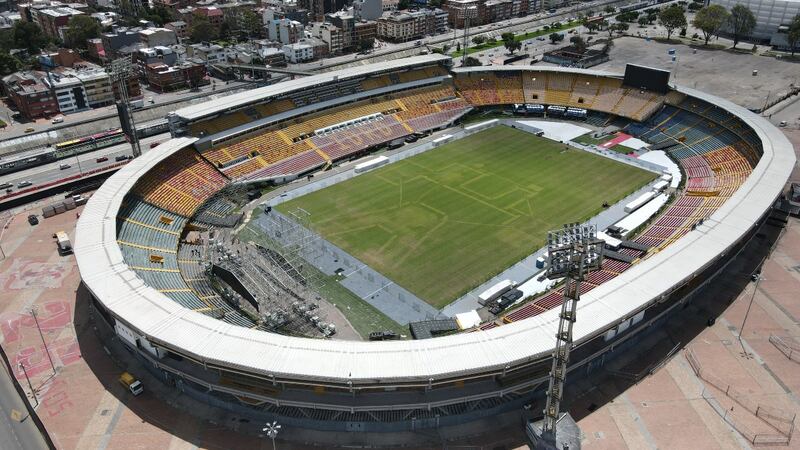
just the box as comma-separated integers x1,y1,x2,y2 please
59,163,71,170
51,116,64,124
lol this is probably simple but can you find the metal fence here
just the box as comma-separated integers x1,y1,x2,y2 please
686,348,795,446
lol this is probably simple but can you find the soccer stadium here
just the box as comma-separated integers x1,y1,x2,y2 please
74,53,794,438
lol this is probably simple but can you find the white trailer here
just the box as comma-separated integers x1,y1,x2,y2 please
624,191,656,213
354,156,389,173
478,279,516,306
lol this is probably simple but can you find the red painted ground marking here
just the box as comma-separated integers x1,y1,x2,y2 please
599,132,632,149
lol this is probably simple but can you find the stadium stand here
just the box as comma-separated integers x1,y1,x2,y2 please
131,148,229,217
198,84,471,180
455,70,662,121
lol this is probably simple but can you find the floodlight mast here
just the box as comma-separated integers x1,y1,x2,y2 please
107,56,142,158
540,223,603,445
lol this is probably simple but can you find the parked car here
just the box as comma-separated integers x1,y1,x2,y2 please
24,127,35,133
27,214,39,225
51,116,64,124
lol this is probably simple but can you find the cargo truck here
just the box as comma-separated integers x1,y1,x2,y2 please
119,372,144,396
55,231,72,255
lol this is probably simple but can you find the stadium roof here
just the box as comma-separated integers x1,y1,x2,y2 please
76,67,795,384
173,54,451,122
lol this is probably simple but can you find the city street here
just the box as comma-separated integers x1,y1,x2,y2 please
0,80,248,141
0,133,167,201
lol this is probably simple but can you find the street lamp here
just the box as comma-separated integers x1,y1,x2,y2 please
262,421,281,450
18,362,38,408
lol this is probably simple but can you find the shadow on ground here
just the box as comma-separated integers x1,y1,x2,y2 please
71,210,788,449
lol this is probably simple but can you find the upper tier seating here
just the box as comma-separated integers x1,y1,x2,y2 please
132,148,229,217
456,71,663,121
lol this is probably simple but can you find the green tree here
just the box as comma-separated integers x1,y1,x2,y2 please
582,17,599,33
614,22,629,34
472,35,486,45
398,0,409,9
549,32,564,44
501,32,515,44
360,38,374,52
638,16,649,27
190,17,218,43
604,5,615,13
12,21,49,54
692,4,729,45
0,52,21,76
728,4,756,48
570,35,586,54
787,14,800,56
504,39,521,54
658,5,687,40
64,15,101,49
428,0,441,6
239,10,262,39
464,56,482,66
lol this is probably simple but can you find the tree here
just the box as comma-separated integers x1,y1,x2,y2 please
428,0,441,7
360,38,374,52
0,52,21,76
604,5,615,13
658,5,687,40
787,14,800,56
464,56,482,66
638,16,649,27
190,17,218,43
582,17,600,33
692,5,729,45
141,5,173,26
501,32,520,53
504,39,521,54
570,35,587,54
239,10,262,39
614,22,630,34
728,4,756,48
472,35,486,45
64,15,101,49
398,0,409,9
549,32,564,44
12,22,49,54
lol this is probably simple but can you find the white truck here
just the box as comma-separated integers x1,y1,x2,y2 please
478,279,516,306
119,372,144,396
55,231,72,255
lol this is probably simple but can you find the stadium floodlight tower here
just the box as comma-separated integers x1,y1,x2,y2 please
528,223,604,450
106,56,142,158
456,4,478,66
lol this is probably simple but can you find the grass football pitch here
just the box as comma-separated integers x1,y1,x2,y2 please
279,126,655,309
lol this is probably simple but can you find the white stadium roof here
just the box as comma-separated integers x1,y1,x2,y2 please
75,70,795,384
173,54,451,122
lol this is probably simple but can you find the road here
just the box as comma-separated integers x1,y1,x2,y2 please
0,356,49,450
0,80,248,141
293,0,635,72
0,133,167,197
